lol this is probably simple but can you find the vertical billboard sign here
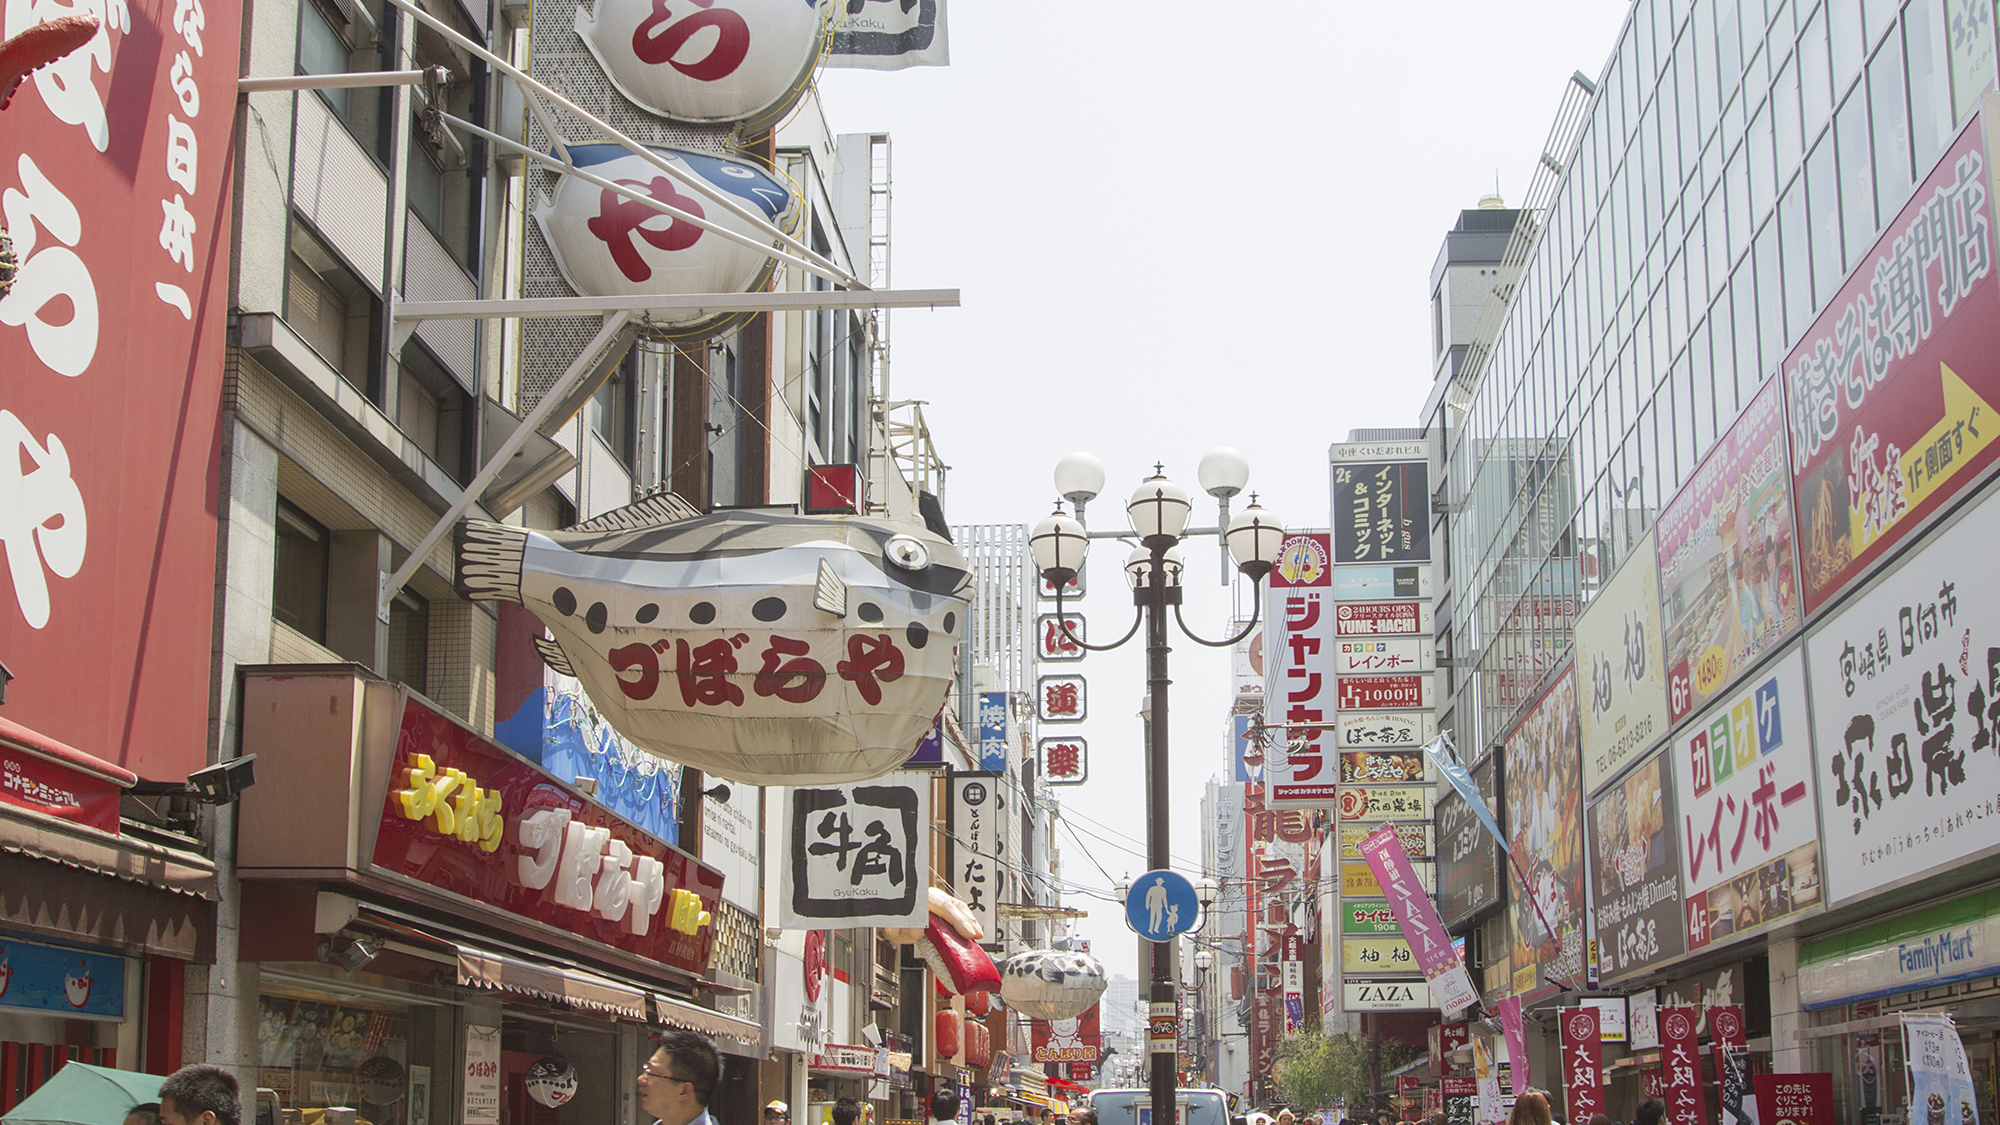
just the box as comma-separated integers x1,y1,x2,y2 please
1503,664,1587,996
0,0,242,778
1264,533,1337,808
1333,458,1432,564
1661,1007,1707,1125
1586,748,1687,982
1807,485,2000,904
1561,1007,1606,1123
950,772,1001,944
1786,113,2000,613
1656,379,1803,726
1437,756,1503,928
977,691,1009,771
1577,531,1671,794
1671,651,1823,953
1709,1006,1753,1125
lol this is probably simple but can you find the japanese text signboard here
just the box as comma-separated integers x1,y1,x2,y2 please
1338,785,1430,822
1037,675,1086,723
1806,484,2000,905
1901,1015,1980,1125
783,773,930,928
1030,1002,1101,1064
1577,531,1672,795
1335,636,1433,674
1340,822,1431,861
1361,825,1479,1012
0,0,242,779
1752,1074,1834,1125
1265,533,1338,808
371,697,724,971
0,737,124,835
1333,460,1432,564
1657,379,1803,726
950,772,1000,945
1040,736,1088,785
1339,748,1428,784
1503,665,1587,996
1038,613,1086,662
1786,113,2000,613
1671,651,1823,953
1587,748,1688,981
1336,711,1438,749
1336,600,1433,636
1661,1007,1706,1125
1438,755,1502,928
977,691,1008,771
1561,1007,1606,1123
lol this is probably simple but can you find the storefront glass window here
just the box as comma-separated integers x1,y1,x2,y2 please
257,983,442,1125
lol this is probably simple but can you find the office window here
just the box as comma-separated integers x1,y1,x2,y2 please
1835,88,1877,268
1905,0,1953,174
387,588,429,695
592,351,636,470
1830,0,1866,96
287,224,373,393
1778,179,1816,337
1869,37,1913,209
1805,135,1845,303
274,498,329,642
1755,220,1787,372
297,0,386,156
1801,5,1834,139
398,345,469,479
1774,55,1805,182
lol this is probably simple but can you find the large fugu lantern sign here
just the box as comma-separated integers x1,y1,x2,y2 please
574,0,826,130
458,500,971,785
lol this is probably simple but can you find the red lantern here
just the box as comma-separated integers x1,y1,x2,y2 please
965,1021,992,1068
966,989,991,1017
935,1009,962,1058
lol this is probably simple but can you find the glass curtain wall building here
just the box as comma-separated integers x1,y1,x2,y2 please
1443,0,1979,751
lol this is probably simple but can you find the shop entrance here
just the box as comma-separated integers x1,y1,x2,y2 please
503,1052,562,1125
499,1017,617,1125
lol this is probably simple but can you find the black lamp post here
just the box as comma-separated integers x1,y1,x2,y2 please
1029,453,1285,1125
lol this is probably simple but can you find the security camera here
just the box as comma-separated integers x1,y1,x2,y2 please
186,755,257,804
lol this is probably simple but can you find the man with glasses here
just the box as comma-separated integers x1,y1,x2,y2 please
639,1029,722,1125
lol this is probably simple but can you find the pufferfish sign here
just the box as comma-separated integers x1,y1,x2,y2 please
574,0,826,129
458,497,970,785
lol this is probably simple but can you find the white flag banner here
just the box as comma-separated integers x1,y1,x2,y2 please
827,0,950,69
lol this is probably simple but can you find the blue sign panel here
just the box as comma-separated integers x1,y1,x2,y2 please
905,718,945,768
1125,869,1199,942
0,935,126,1019
978,691,1009,772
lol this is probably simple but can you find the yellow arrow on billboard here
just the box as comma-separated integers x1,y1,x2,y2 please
1854,363,1997,550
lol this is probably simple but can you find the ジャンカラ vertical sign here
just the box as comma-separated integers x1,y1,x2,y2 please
1265,533,1338,808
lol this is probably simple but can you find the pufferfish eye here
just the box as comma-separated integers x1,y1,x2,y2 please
884,535,931,572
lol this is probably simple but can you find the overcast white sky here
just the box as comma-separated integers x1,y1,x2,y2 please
821,2,1634,982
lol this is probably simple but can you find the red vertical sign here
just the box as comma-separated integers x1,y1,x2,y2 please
1661,1007,1706,1125
1561,1007,1605,1123
1709,1005,1751,1125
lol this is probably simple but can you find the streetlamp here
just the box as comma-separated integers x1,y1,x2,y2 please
1028,454,1285,1125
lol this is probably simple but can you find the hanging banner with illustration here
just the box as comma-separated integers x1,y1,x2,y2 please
1902,1014,1982,1125
826,0,950,70
1587,748,1687,982
1671,651,1823,954
1577,531,1671,794
1806,484,2000,905
1657,379,1803,726
1360,826,1479,1013
1503,665,1586,996
1786,113,2000,613
1265,533,1339,808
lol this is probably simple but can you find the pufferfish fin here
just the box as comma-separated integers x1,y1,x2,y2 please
532,635,578,678
814,556,848,617
568,492,702,534
455,520,527,603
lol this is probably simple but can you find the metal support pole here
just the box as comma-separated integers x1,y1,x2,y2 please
1146,551,1177,1125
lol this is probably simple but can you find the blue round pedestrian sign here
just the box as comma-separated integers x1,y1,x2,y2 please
1125,869,1198,942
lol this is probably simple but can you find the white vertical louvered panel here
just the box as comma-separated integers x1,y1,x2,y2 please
291,93,388,291
403,214,479,391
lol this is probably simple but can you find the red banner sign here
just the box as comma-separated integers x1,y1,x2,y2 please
0,0,243,781
1030,1001,1100,1063
1335,601,1426,636
371,698,723,972
1337,675,1430,709
1752,1073,1834,1125
1429,1021,1468,1076
1786,114,2000,612
1661,1006,1707,1125
0,724,124,835
1561,1007,1605,1122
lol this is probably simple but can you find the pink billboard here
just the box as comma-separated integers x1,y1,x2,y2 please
1359,825,1478,1013
1785,114,2000,612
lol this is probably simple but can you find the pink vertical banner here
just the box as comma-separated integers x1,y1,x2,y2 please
1498,995,1530,1094
1360,825,1479,1012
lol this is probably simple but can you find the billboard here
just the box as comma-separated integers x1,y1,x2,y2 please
1503,664,1586,995
1334,711,1438,749
1335,600,1433,636
1670,651,1823,953
1030,1002,1101,1063
1586,748,1687,982
1338,749,1429,784
1577,531,1671,795
1265,533,1338,808
1657,379,1803,726
1339,822,1431,861
1805,483,2000,904
0,0,243,778
1437,755,1503,928
1333,460,1432,564
1786,113,2000,612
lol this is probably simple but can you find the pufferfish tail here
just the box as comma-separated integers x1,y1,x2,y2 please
455,520,527,604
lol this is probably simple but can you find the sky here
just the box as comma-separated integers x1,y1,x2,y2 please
820,2,1635,982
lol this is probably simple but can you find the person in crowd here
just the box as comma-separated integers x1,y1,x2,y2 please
158,1067,241,1125
1074,1110,1098,1125
768,1103,793,1125
126,1103,162,1125
1430,1113,1449,1125
1588,1115,1612,1125
1635,1101,1667,1125
1506,1091,1551,1125
834,1098,862,1125
638,1029,721,1125
931,1089,962,1125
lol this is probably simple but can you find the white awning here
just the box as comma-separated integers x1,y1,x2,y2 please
649,991,761,1044
456,947,647,1019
